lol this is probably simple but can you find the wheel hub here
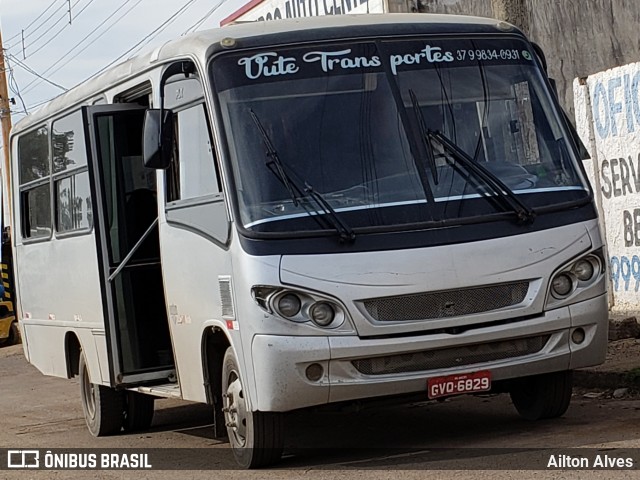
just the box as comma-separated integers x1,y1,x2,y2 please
82,369,97,419
223,376,248,445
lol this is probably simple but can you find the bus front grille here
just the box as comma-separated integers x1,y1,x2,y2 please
362,281,530,322
351,334,550,375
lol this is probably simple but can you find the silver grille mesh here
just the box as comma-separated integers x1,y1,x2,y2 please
351,335,550,376
363,282,529,321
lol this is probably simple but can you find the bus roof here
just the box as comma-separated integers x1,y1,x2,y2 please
12,13,511,135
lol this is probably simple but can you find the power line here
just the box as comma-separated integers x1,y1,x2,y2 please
23,0,91,58
181,0,227,35
4,56,29,115
5,0,67,49
16,0,231,110
28,0,99,57
89,0,200,81
22,0,143,94
126,0,202,58
7,53,68,92
26,96,53,111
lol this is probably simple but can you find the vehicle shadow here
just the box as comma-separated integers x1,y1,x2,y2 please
142,392,640,469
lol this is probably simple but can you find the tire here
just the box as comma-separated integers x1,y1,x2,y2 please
79,354,124,436
510,370,573,420
221,347,283,469
123,391,155,432
7,321,20,345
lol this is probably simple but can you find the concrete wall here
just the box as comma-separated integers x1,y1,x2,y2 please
575,64,640,313
420,0,640,121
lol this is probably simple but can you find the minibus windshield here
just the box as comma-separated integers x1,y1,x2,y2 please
212,36,589,236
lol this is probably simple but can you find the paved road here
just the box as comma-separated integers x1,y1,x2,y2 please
1,344,640,479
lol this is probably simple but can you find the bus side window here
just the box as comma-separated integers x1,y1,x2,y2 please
164,75,220,203
52,110,92,234
18,126,52,240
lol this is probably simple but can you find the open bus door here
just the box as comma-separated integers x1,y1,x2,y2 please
82,104,176,387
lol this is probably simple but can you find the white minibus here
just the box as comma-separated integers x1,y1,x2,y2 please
10,14,607,468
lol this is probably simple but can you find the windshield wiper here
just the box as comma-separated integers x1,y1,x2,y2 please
250,109,299,206
374,40,435,204
427,130,536,224
302,181,356,243
249,110,356,243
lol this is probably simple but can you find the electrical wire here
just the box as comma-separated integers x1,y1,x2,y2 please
3,56,29,114
14,0,231,109
22,0,142,94
88,0,200,81
5,0,65,48
26,97,54,111
122,0,201,58
7,53,68,92
26,0,98,58
181,0,226,35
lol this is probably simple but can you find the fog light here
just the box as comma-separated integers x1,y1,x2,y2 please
309,302,335,326
574,259,595,281
277,294,301,317
571,327,586,344
305,363,324,382
552,273,573,297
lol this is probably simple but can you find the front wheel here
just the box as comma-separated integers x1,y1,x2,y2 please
123,391,154,432
510,370,573,420
221,347,283,469
79,354,124,436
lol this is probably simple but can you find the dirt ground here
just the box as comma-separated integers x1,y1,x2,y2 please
2,341,640,479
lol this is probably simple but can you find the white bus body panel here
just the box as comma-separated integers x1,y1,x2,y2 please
157,216,234,403
16,233,107,385
237,220,607,411
280,223,595,337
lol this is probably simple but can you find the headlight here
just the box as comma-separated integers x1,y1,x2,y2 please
277,294,301,317
547,250,604,304
573,259,595,281
251,285,348,329
309,302,335,327
551,273,573,297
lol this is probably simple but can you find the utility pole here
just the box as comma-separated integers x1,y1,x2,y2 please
491,0,530,35
0,27,13,229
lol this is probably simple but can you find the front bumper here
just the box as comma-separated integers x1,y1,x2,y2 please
251,293,608,412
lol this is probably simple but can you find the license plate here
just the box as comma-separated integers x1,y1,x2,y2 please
427,370,491,399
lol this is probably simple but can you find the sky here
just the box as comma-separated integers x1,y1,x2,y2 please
0,0,249,127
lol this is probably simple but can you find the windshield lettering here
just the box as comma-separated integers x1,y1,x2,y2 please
237,52,299,79
302,49,381,72
390,46,454,74
235,43,528,81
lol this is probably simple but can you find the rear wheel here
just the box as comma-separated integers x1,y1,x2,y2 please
79,354,124,436
510,370,573,420
221,347,283,469
123,391,155,432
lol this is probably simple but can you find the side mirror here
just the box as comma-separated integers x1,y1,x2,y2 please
143,108,174,169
